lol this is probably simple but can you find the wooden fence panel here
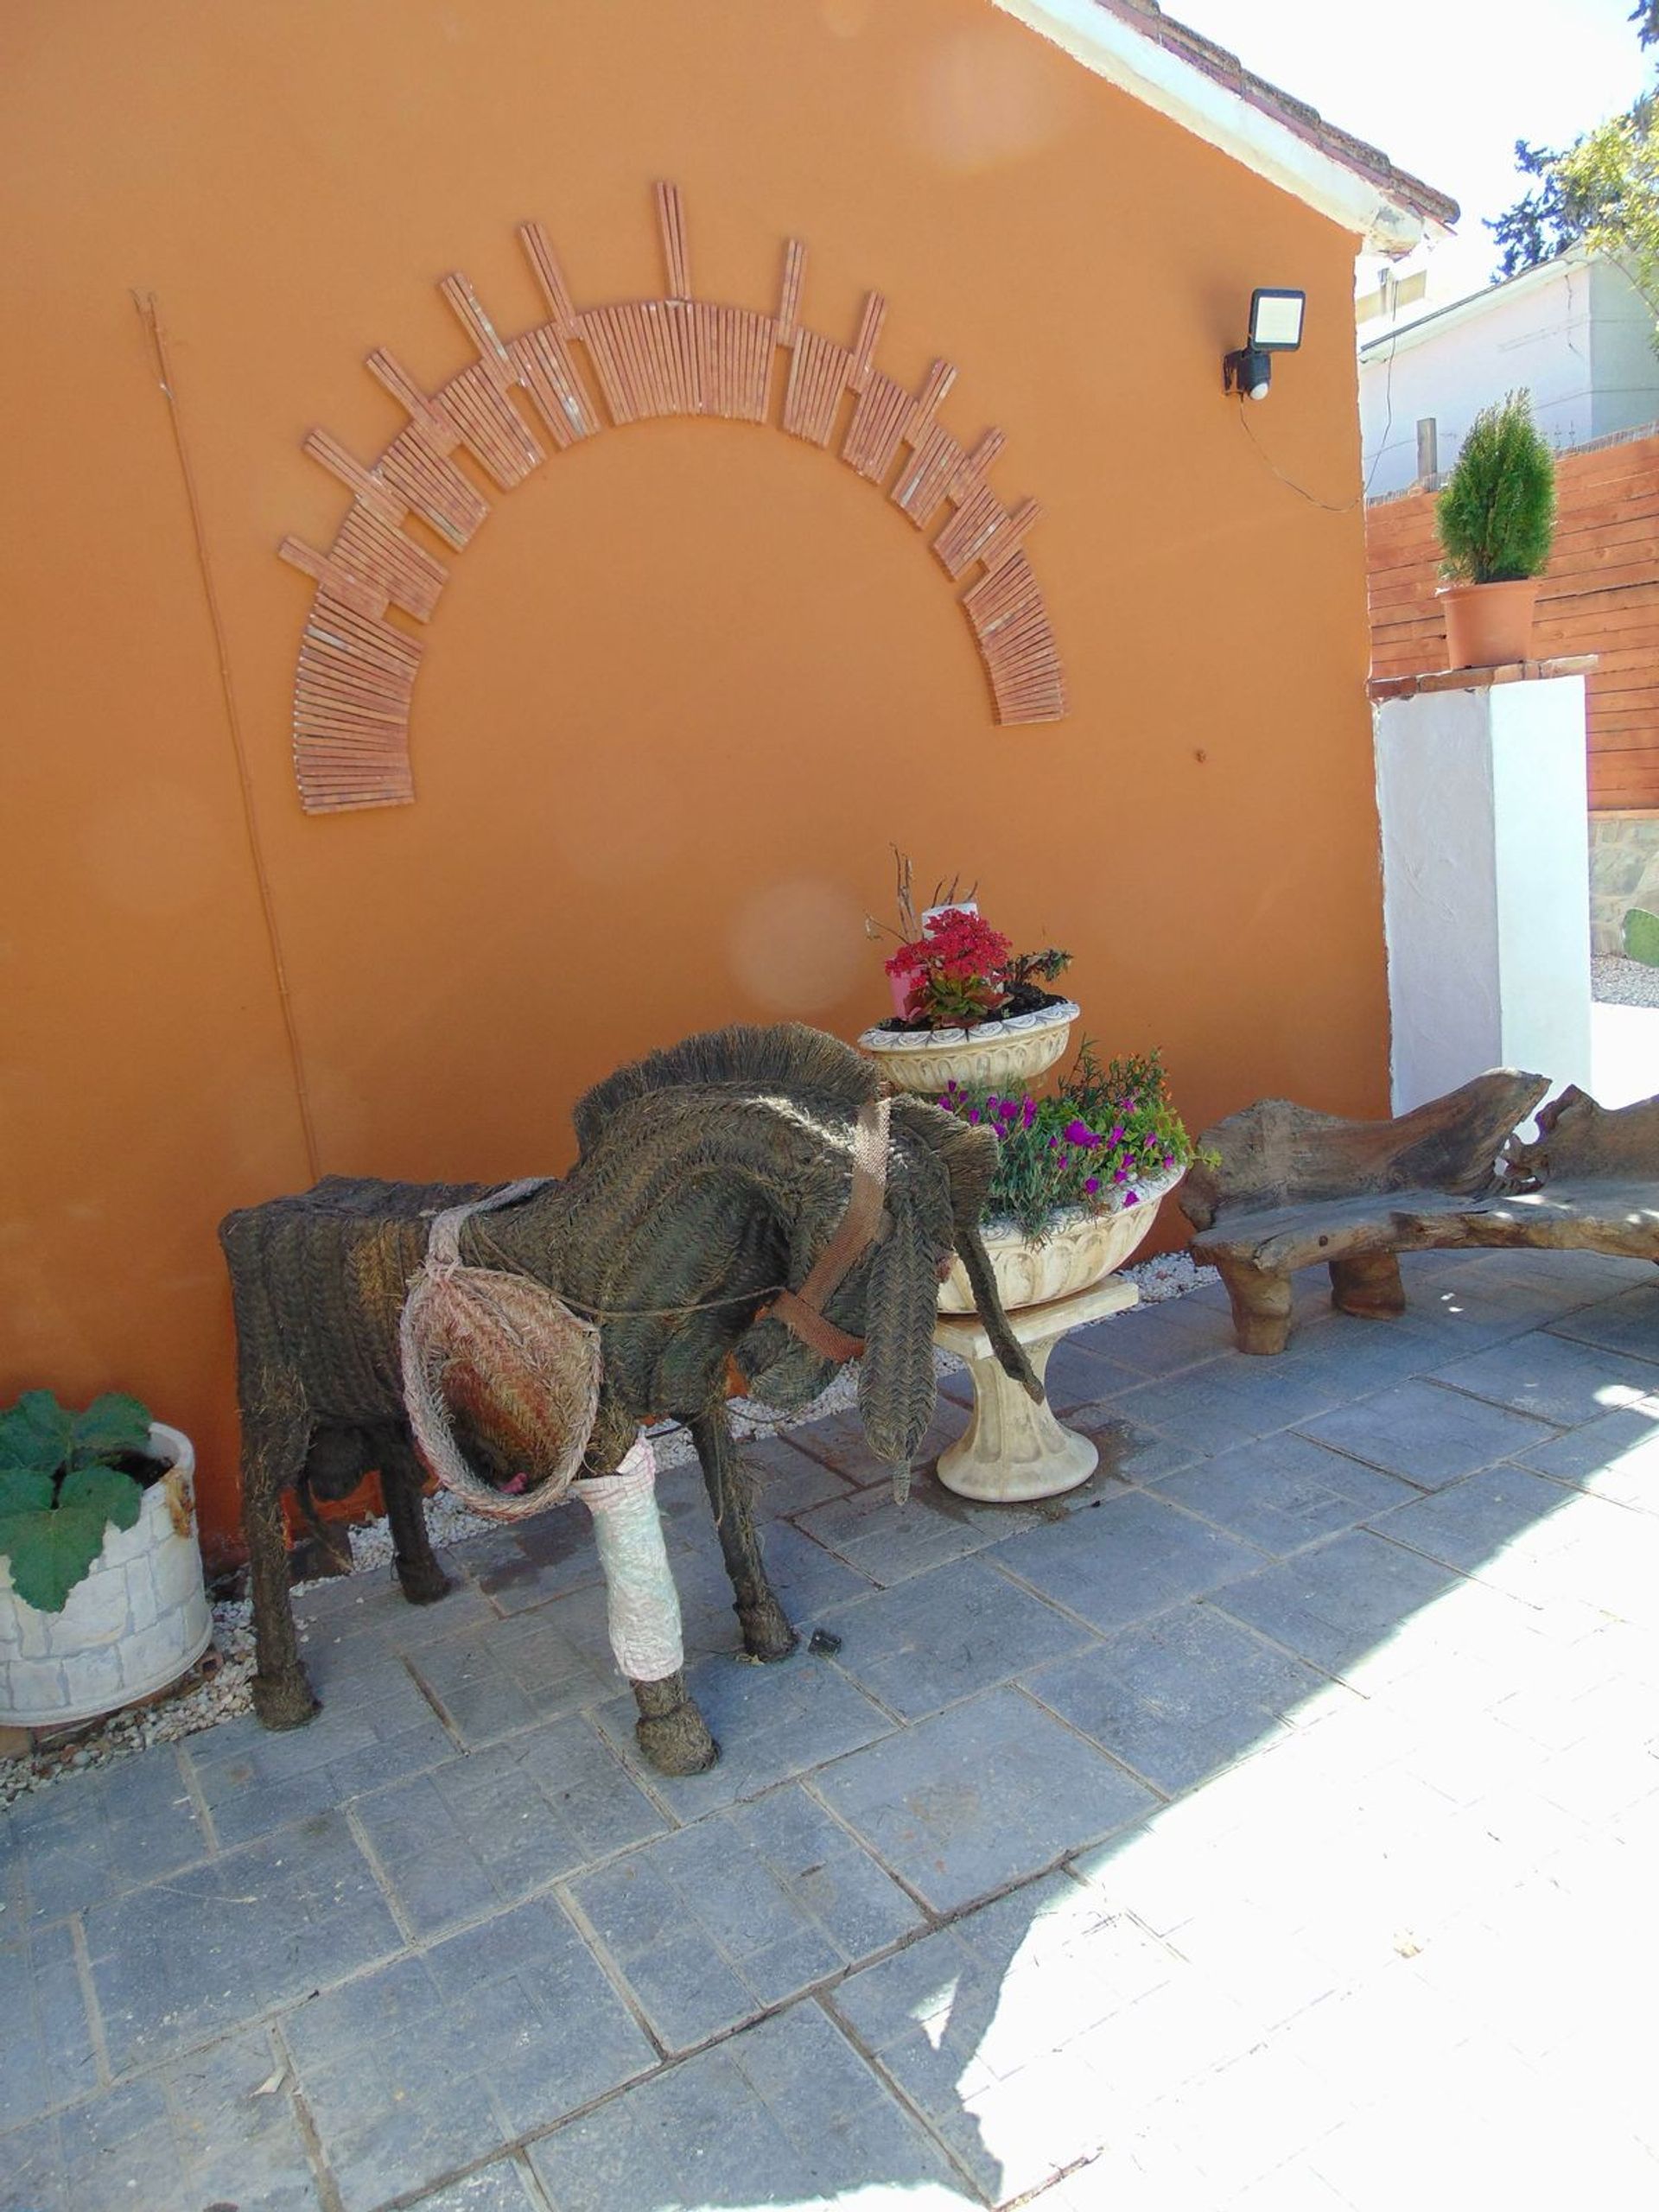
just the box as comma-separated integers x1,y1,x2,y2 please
1366,428,1659,810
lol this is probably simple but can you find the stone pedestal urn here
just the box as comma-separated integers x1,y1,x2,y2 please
0,1423,211,1728
857,998,1079,1096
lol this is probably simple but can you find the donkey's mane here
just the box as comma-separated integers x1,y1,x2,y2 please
572,1023,881,1154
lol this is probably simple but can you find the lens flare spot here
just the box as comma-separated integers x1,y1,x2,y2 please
730,880,865,1014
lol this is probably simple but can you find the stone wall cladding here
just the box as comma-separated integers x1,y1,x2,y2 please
1588,812,1659,955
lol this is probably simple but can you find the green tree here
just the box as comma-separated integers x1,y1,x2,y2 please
1489,0,1659,317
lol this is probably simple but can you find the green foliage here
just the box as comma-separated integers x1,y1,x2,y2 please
1491,3,1659,319
0,1389,152,1614
1624,906,1659,963
937,1042,1205,1241
1437,394,1557,584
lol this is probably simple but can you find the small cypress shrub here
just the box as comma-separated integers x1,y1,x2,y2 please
1437,391,1557,584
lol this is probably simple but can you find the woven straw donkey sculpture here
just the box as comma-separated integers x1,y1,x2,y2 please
220,1025,1039,1774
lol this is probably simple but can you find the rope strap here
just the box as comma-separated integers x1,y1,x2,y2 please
760,1094,891,1365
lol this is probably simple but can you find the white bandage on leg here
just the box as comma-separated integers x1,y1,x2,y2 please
572,1435,684,1684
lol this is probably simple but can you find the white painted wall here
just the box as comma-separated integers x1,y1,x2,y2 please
1376,676,1592,1110
1360,252,1659,497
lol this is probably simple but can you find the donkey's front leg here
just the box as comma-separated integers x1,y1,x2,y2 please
378,1427,453,1605
576,1445,718,1776
690,1408,798,1663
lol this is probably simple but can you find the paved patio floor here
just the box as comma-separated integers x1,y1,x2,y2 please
3,1249,1657,2211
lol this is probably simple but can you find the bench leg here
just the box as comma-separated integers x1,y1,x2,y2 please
1329,1250,1407,1322
1217,1258,1294,1355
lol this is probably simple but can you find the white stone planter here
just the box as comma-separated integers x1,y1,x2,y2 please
857,998,1079,1096
938,1169,1182,1314
0,1423,211,1729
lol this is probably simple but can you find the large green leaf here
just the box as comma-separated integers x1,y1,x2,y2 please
0,1505,113,1613
57,1463,143,1530
70,1393,152,1468
0,1391,73,1478
0,1464,143,1614
0,1466,55,1516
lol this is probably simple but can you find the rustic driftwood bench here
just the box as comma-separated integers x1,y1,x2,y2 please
1178,1071,1659,1355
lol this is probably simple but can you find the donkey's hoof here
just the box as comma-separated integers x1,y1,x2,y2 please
737,1599,798,1664
252,1669,320,1732
636,1702,720,1776
395,1556,452,1606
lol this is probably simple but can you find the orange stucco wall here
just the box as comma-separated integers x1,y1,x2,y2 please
1,0,1385,1539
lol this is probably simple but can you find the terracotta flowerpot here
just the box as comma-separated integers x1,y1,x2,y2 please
1439,579,1540,671
938,1168,1181,1313
857,997,1079,1096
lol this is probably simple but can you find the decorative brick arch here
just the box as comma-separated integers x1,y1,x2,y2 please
280,184,1065,812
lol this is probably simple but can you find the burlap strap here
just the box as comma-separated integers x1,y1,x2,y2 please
764,1094,890,1364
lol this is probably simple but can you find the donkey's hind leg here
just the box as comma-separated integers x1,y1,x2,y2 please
690,1408,798,1663
378,1427,453,1605
243,1403,320,1731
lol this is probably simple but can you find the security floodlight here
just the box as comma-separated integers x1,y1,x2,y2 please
1224,287,1306,400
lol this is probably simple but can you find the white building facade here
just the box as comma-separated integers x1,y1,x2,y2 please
1359,248,1659,496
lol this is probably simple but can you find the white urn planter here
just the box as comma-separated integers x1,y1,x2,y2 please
857,997,1079,1096
0,1423,211,1729
932,1169,1182,1503
938,1168,1183,1314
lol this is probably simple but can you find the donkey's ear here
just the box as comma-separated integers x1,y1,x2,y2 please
857,1183,939,1485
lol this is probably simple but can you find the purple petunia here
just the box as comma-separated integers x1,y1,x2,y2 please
1021,1097,1038,1129
1064,1118,1101,1150
1084,1176,1099,1194
1124,1192,1139,1207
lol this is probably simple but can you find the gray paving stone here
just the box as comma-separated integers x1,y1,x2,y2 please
84,1808,404,2073
1213,1530,1460,1681
568,1781,923,2050
9,1742,207,1922
1513,1403,1659,1510
1034,1334,1144,1413
350,1714,668,1936
459,1508,630,1613
991,1488,1268,1634
1430,1330,1659,1427
729,1430,861,1517
813,1686,1156,1914
1295,1377,1560,1489
794,1470,1048,1587
1023,1605,1332,1795
823,1555,1094,1720
1373,1465,1659,1624
286,1896,654,2212
1149,1433,1417,1554
785,1400,969,1490
1055,1406,1198,1488
1067,1301,1229,1377
1548,1281,1659,1363
0,1920,99,2127
186,1651,454,1846
1,2027,323,2212
1269,1315,1453,1390
1396,1269,1605,1351
1112,1359,1345,1455
829,1871,1179,2202
592,1648,895,1820
668,1517,880,1651
1370,1464,1586,1574
293,1548,499,1650
527,1998,964,2212
404,1606,622,1748
406,2156,549,2210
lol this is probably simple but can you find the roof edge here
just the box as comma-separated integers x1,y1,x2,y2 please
991,0,1459,254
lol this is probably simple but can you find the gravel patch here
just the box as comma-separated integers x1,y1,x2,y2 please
1593,954,1659,1008
0,1245,1214,1802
